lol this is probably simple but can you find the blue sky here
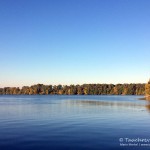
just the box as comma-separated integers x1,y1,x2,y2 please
0,0,150,87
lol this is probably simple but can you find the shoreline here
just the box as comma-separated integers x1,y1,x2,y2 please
139,96,150,100
145,96,150,100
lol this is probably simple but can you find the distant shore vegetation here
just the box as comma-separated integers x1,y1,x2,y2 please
145,79,150,97
0,83,146,95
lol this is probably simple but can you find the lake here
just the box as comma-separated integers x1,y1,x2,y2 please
0,95,150,150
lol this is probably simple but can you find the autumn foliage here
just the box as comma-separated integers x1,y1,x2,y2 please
0,83,145,95
145,80,150,96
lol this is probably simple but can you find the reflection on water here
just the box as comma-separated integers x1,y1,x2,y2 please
139,96,150,101
145,101,150,112
68,99,150,112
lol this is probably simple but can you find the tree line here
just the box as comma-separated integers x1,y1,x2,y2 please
0,83,145,95
145,79,150,96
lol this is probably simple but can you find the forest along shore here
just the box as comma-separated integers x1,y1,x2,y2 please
0,84,145,95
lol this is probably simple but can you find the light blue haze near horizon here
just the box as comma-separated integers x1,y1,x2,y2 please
0,0,150,87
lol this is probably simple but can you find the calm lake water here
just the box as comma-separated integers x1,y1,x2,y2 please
0,95,150,150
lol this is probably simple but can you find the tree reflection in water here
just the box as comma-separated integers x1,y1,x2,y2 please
69,99,150,113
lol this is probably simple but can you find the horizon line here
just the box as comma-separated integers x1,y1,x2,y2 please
0,82,147,89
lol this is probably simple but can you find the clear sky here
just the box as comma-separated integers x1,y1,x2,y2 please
0,0,150,87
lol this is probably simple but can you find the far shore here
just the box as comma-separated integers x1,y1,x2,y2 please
145,96,150,100
139,96,150,100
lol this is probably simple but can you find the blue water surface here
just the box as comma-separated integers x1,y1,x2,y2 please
0,95,150,150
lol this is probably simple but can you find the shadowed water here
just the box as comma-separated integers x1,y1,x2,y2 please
0,95,150,150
